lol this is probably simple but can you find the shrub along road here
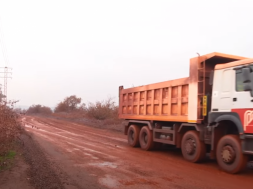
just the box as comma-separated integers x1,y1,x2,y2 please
21,116,253,189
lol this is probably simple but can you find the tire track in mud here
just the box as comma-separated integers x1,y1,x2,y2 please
20,132,66,189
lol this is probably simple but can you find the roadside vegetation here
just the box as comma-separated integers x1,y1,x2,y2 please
26,95,123,132
0,150,16,171
26,104,52,115
0,101,22,170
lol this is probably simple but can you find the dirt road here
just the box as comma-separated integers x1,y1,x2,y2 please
23,116,253,189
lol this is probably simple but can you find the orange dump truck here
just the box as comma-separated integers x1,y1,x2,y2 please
119,52,253,174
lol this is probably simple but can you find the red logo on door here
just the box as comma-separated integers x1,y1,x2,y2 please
232,109,253,134
244,110,253,131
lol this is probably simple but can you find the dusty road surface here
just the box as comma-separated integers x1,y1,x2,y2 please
22,116,253,189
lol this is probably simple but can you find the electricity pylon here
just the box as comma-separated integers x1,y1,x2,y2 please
0,67,12,102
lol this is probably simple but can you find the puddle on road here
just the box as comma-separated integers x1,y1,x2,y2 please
25,124,35,128
82,152,99,160
99,175,120,189
73,162,116,169
25,124,31,128
89,162,118,169
66,148,80,153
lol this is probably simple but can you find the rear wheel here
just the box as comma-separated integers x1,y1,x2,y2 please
181,130,206,163
127,125,140,147
216,135,248,174
139,126,154,151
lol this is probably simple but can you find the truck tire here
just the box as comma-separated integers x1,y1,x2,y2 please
139,126,154,151
181,130,206,163
127,125,140,147
216,135,248,174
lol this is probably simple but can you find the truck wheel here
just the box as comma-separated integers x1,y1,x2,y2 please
181,130,206,163
139,126,154,151
127,125,140,147
216,135,248,174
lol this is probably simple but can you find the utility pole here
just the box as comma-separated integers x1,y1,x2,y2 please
0,67,12,102
0,84,3,102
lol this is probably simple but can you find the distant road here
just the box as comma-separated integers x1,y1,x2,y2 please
23,116,253,189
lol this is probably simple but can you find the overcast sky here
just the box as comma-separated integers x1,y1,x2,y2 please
0,0,253,109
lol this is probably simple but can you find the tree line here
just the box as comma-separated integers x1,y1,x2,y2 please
26,95,118,120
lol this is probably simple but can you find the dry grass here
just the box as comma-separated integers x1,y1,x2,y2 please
85,98,118,120
49,97,123,132
27,97,124,132
51,111,123,132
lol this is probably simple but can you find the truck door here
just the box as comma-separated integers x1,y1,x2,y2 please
231,67,253,134
219,69,233,112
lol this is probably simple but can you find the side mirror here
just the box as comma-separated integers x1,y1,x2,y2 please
242,67,251,83
243,83,252,91
243,70,253,96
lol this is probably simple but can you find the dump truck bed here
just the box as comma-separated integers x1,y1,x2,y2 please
119,52,246,123
119,77,189,122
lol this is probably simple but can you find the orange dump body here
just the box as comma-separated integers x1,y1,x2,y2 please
119,77,189,122
118,52,247,124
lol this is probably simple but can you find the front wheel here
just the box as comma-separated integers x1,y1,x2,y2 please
216,135,248,174
181,130,206,163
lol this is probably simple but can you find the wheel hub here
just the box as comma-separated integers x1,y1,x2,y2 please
129,130,134,142
221,145,235,164
185,139,196,155
131,132,134,140
144,134,148,143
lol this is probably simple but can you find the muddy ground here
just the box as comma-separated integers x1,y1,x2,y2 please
0,131,65,189
1,116,253,189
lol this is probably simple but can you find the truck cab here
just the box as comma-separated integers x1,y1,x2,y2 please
210,60,253,134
